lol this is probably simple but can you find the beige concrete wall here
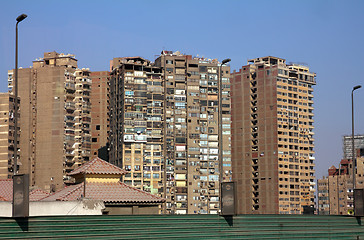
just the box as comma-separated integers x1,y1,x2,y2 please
90,71,109,158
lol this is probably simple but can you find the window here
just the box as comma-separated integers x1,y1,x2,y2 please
125,165,132,171
176,118,185,123
96,125,100,130
199,66,207,72
209,175,219,181
175,102,186,109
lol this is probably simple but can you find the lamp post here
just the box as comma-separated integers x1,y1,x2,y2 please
13,14,28,218
14,13,27,175
219,58,230,214
352,84,361,215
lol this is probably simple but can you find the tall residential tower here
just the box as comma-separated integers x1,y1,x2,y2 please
0,93,19,179
231,56,316,214
90,71,110,160
9,52,92,191
109,51,232,214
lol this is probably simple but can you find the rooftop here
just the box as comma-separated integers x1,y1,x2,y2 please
0,179,50,202
68,157,127,176
42,181,165,204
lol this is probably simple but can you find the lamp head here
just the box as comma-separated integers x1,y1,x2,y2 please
222,58,231,65
353,85,362,91
16,14,27,22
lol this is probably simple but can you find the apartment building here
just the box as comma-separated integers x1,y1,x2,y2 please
343,135,364,159
9,52,91,191
317,160,353,215
231,56,316,214
109,57,164,198
317,177,330,215
72,69,92,168
317,149,364,215
109,51,232,214
0,93,19,179
90,71,110,160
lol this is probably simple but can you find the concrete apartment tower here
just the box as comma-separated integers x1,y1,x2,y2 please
109,56,164,198
0,93,19,179
8,52,91,191
109,51,232,214
89,71,110,160
231,56,316,214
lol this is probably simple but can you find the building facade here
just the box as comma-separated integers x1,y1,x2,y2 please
317,177,330,215
231,56,316,214
343,135,364,159
90,71,110,160
109,51,232,214
317,149,364,215
109,56,164,198
0,93,18,179
9,52,91,191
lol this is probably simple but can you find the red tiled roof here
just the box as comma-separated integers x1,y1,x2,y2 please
68,157,127,176
0,179,50,201
29,188,51,201
0,179,13,201
42,181,165,204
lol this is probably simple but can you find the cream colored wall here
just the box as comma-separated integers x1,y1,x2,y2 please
85,174,121,183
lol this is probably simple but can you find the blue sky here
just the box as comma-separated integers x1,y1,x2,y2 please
1,0,364,178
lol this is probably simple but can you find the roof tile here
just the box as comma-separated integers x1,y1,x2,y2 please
68,157,127,176
0,180,13,201
42,181,165,204
0,180,50,201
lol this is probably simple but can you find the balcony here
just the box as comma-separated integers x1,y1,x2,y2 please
65,102,75,110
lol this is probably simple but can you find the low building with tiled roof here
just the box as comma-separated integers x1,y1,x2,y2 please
68,157,128,177
42,157,165,215
29,188,51,201
0,179,103,217
43,181,163,204
0,179,51,202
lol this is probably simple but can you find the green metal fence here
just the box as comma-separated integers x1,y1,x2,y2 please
0,215,364,239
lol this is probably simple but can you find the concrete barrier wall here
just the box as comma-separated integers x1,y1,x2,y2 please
1,214,364,239
0,199,104,217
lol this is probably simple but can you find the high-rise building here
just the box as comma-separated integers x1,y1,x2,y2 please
109,56,164,198
9,51,91,191
0,93,19,179
109,51,232,214
73,69,92,167
343,135,364,159
231,56,316,214
90,71,110,160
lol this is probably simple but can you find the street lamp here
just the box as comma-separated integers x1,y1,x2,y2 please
14,13,27,175
219,58,230,214
352,84,361,215
12,13,28,218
